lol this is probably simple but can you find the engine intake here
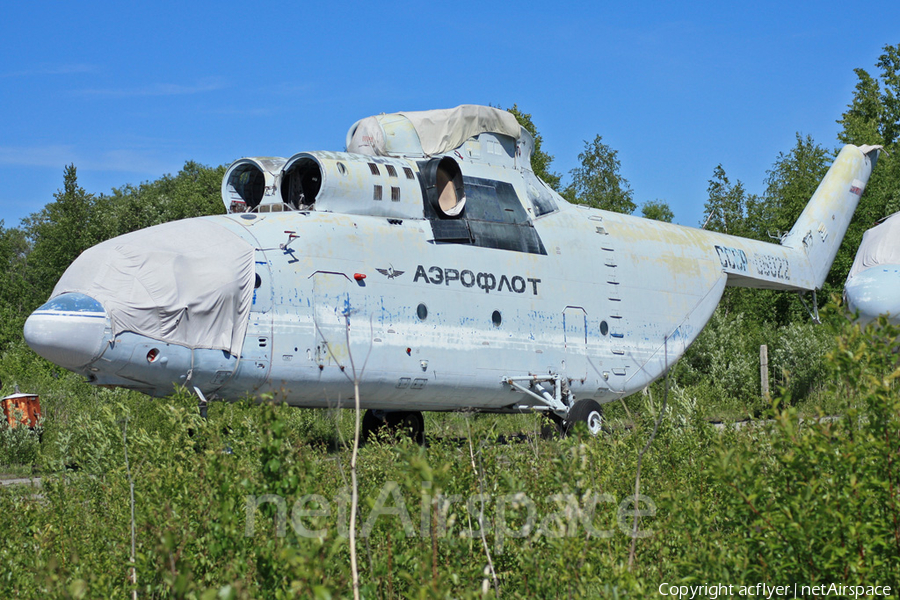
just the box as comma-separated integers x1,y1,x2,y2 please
221,157,287,213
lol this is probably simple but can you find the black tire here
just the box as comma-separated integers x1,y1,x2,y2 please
386,410,426,445
564,399,604,437
361,409,386,444
541,412,565,439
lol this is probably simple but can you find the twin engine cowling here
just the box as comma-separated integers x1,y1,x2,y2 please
221,151,470,222
221,106,538,220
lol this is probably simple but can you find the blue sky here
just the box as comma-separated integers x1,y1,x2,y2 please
1,1,897,229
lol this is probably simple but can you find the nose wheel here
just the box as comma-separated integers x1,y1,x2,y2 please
362,410,425,445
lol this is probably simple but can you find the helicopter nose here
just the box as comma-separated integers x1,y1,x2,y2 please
24,293,109,370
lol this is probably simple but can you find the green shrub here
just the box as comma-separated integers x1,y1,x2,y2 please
0,412,41,467
770,320,834,402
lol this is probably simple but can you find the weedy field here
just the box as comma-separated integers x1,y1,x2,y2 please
1,309,899,599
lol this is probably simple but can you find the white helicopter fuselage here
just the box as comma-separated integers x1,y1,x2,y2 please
23,106,880,422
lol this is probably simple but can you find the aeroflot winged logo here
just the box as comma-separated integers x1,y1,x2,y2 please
376,266,405,279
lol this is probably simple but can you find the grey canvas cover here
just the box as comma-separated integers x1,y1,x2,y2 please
53,219,254,355
347,105,522,157
848,211,900,278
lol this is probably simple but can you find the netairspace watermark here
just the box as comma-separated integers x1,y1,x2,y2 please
658,582,893,599
244,481,656,553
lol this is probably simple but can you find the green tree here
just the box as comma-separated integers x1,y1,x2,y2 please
0,223,30,348
763,133,831,236
876,43,900,146
107,161,226,237
564,135,635,214
506,105,562,191
837,68,885,146
833,43,900,289
22,165,102,300
640,200,674,222
839,43,900,146
700,164,760,239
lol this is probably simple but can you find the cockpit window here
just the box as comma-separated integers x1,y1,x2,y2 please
38,293,105,313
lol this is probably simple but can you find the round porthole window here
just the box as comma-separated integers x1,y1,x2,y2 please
600,320,609,336
417,303,428,320
492,310,502,327
255,274,262,289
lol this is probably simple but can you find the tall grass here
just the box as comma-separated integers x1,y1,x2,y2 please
0,311,898,597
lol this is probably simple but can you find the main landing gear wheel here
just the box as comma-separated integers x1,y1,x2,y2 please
541,412,565,439
361,409,384,444
387,411,425,446
565,399,604,437
543,399,605,439
361,410,425,445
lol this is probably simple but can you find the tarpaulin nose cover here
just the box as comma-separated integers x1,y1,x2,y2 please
848,211,900,278
52,218,254,356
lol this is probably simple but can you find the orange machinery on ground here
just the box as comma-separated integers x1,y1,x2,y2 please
1,392,42,429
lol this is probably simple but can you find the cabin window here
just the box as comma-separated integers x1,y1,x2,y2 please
404,167,415,180
368,163,380,176
386,164,398,177
600,321,609,336
391,186,401,202
374,185,383,201
492,310,502,327
417,303,428,320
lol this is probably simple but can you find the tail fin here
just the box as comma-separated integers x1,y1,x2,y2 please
780,144,881,289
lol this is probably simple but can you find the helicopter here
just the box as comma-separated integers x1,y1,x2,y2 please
24,105,881,441
844,210,900,325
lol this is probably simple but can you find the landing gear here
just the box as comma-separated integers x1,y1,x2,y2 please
565,399,604,436
542,399,605,438
541,412,566,439
361,409,382,443
361,409,425,445
194,386,209,420
502,374,606,439
388,411,425,445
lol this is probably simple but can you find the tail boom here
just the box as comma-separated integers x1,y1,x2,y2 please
706,144,881,292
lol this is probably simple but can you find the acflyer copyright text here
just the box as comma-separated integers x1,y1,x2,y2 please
658,582,893,599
